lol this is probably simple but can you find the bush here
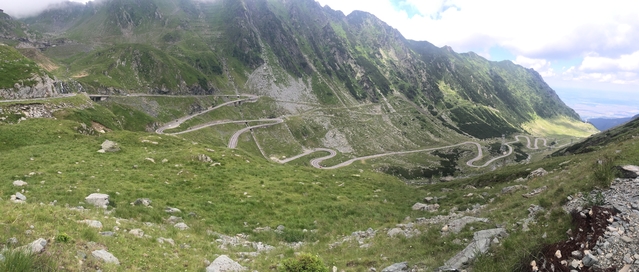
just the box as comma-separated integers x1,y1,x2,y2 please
279,253,329,272
55,233,72,243
592,156,617,188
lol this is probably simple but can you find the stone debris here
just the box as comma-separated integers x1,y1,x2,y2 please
438,228,508,271
26,238,47,254
411,202,439,212
133,198,152,206
444,216,489,234
85,193,109,208
165,207,181,213
213,232,275,253
157,237,175,246
129,229,144,238
501,185,528,194
78,220,103,229
10,192,27,203
522,186,548,198
527,168,548,179
381,262,408,272
205,255,246,272
174,222,189,230
13,180,27,187
330,228,377,248
198,154,213,163
99,140,120,153
92,249,120,265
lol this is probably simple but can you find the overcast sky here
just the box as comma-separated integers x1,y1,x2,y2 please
3,0,638,118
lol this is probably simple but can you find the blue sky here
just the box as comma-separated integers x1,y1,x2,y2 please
3,0,639,118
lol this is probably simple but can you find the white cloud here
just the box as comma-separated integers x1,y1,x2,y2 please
579,51,639,72
514,56,554,77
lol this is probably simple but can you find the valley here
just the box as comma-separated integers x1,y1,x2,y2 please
3,0,636,271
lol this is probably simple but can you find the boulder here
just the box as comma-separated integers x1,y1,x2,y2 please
387,228,404,237
157,237,175,246
411,202,439,212
129,229,144,238
92,249,119,265
617,165,639,178
100,140,120,152
205,255,246,272
133,198,152,206
582,252,598,267
13,180,27,187
11,192,27,203
381,262,408,272
78,220,103,229
501,185,528,194
527,168,548,179
85,193,109,208
174,222,189,230
166,216,182,224
165,207,181,213
439,228,508,271
27,238,47,254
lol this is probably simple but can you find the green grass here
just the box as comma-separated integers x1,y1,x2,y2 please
0,44,49,89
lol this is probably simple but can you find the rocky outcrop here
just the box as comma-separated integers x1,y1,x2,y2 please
0,74,60,100
616,165,639,178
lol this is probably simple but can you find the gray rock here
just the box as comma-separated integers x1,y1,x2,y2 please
100,140,120,152
166,216,182,224
198,154,213,163
7,237,18,244
85,193,109,208
621,236,633,243
157,237,175,246
129,229,144,238
92,249,119,265
381,262,408,272
78,220,103,229
133,198,152,206
13,180,27,187
411,202,439,212
174,222,189,230
27,238,47,254
501,185,528,194
446,216,490,234
387,228,404,237
522,186,548,198
206,255,246,272
99,231,115,237
527,168,548,179
617,165,639,178
165,207,181,213
582,252,598,267
15,192,27,200
440,228,507,271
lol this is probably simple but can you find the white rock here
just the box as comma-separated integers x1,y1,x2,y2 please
92,249,120,265
174,222,189,230
78,220,103,229
129,229,144,238
205,255,246,272
27,238,47,254
157,237,175,246
13,180,28,187
165,207,181,213
100,140,120,152
85,193,109,208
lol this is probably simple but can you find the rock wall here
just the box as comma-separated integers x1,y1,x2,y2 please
0,74,59,100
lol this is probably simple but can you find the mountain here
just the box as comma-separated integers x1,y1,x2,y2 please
5,0,594,140
587,114,639,131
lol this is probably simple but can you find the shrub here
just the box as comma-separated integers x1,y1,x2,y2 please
592,156,617,188
279,253,329,272
0,250,34,272
55,233,72,243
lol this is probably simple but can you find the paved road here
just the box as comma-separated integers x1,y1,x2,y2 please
155,94,257,134
0,93,77,103
227,119,284,148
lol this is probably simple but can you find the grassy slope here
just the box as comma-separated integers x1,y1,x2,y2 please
0,44,49,89
0,95,634,271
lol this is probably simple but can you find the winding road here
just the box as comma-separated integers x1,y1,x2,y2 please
153,94,558,170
